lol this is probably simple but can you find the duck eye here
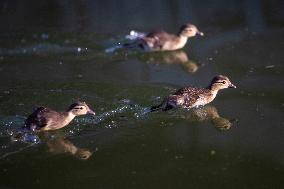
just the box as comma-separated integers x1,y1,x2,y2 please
80,107,83,110
222,81,226,84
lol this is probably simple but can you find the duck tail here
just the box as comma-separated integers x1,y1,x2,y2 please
122,42,137,49
105,42,138,53
122,41,147,51
105,44,124,53
105,30,145,53
150,101,175,112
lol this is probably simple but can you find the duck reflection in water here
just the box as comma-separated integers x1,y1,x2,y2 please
181,105,235,131
141,50,198,73
8,132,93,160
46,136,93,160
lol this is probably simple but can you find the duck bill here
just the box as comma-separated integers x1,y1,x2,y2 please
197,30,204,36
229,83,237,88
88,109,96,115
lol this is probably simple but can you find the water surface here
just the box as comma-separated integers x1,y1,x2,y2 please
0,1,283,188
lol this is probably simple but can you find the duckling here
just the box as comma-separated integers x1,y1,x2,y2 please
22,102,95,132
151,75,236,111
120,23,203,52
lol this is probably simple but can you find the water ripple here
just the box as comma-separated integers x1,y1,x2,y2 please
74,99,151,126
0,43,88,56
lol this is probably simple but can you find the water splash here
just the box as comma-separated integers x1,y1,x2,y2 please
0,115,40,144
0,115,26,128
125,30,146,40
74,102,134,125
74,99,152,127
0,115,26,138
105,30,146,53
0,129,39,159
134,107,152,118
11,131,40,144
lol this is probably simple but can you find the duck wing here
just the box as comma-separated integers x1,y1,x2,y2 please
144,30,178,50
174,87,210,108
24,107,58,131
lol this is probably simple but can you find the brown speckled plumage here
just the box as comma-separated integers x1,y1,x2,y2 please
23,102,95,132
151,75,236,111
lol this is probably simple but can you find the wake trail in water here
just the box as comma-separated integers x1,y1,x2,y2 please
0,143,35,160
0,43,88,56
0,116,39,159
105,44,124,53
0,115,41,144
105,30,146,53
75,99,152,126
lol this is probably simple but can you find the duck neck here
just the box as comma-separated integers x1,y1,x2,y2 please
178,33,188,41
176,34,188,48
63,111,76,125
207,85,220,96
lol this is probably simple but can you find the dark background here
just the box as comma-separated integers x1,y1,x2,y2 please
0,0,283,33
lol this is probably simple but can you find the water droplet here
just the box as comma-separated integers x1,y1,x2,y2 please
210,150,216,156
265,65,275,69
22,133,40,143
41,33,49,40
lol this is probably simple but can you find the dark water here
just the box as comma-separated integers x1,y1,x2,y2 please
0,0,284,188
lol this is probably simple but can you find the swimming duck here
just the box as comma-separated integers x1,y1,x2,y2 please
23,102,95,132
151,75,236,111
123,23,204,52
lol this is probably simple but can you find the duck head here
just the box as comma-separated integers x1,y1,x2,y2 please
209,75,236,91
179,23,204,38
67,102,96,116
